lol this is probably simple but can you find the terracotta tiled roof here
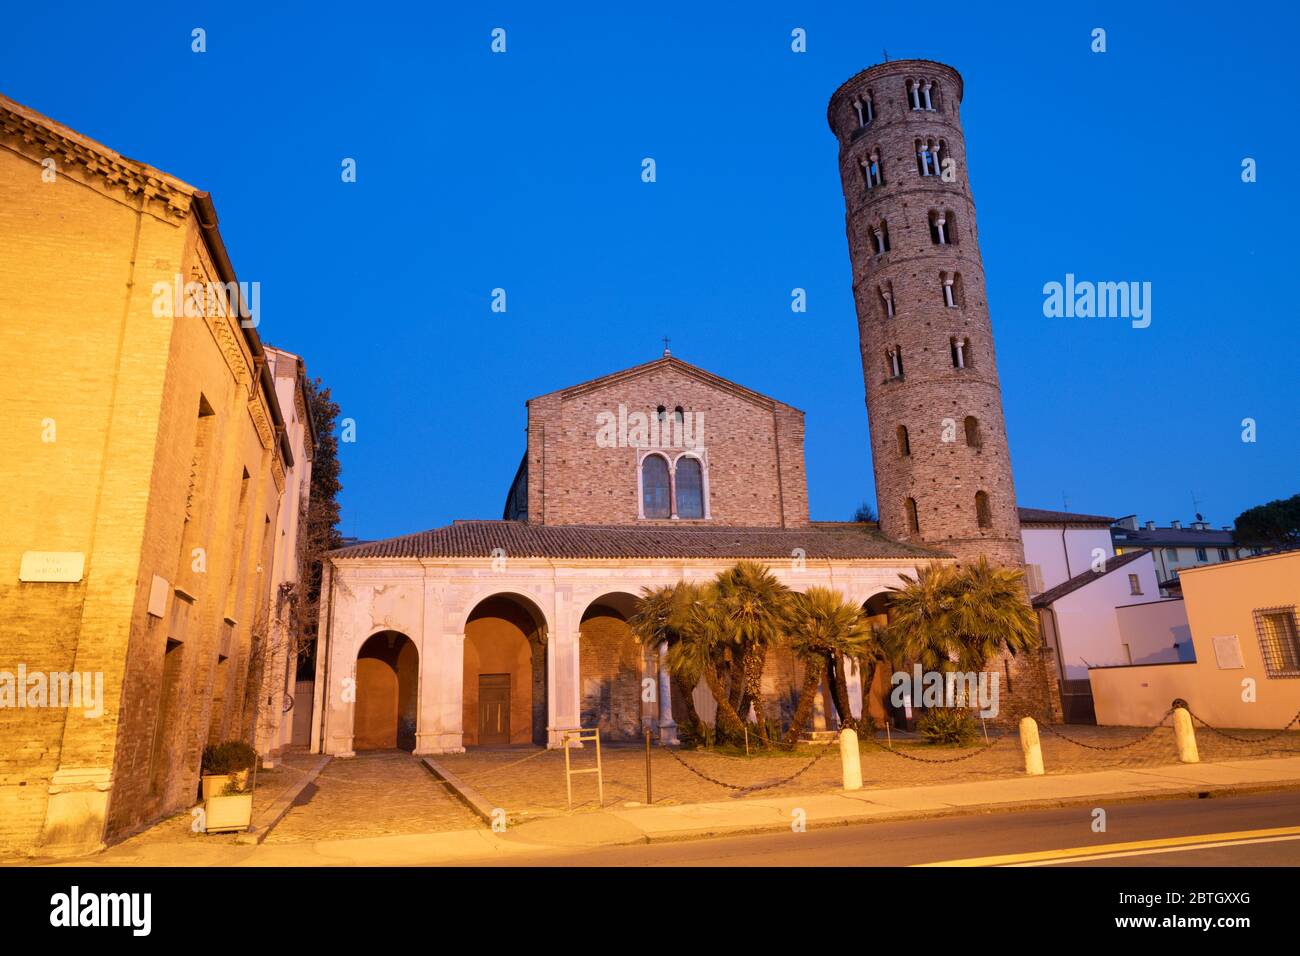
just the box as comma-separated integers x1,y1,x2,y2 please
1031,549,1149,608
330,520,950,562
1017,507,1115,526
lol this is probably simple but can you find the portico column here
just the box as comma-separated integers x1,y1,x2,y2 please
657,640,679,744
547,587,582,748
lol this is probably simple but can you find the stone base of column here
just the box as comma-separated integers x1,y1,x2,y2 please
657,720,679,746
547,725,583,749
414,731,465,755
39,766,111,856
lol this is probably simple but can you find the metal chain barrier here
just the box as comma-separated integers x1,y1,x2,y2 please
662,740,840,794
1185,706,1300,745
1038,709,1174,751
866,730,1009,763
456,747,555,783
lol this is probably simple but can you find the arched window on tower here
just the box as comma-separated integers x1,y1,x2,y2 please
916,138,941,177
852,91,875,128
878,281,896,318
950,336,971,369
861,150,884,190
641,454,671,519
929,209,956,245
924,81,940,112
941,272,963,308
897,425,911,457
975,491,993,529
905,497,920,533
964,416,982,449
886,346,904,380
871,220,891,254
906,79,922,111
675,456,704,519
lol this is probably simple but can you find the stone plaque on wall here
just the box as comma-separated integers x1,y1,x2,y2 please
1212,635,1244,670
19,551,84,583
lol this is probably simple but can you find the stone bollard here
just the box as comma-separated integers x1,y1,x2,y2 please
1173,707,1199,763
840,727,862,790
1019,717,1044,776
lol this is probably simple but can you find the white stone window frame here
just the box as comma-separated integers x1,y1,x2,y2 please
636,448,711,521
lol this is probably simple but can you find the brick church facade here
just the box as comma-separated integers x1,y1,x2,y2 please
312,58,1063,756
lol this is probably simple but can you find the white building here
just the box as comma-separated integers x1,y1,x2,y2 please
1111,514,1260,594
1019,508,1185,722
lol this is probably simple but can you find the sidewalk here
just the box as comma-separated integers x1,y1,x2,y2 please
32,754,1300,866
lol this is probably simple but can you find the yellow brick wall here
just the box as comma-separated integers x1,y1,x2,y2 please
0,116,285,853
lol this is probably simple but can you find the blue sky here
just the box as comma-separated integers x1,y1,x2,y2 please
5,2,1296,539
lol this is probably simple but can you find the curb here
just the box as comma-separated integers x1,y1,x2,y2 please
235,754,332,845
422,757,496,825
622,777,1300,845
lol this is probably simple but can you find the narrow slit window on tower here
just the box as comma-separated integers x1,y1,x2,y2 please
897,424,911,457
905,497,920,533
976,491,993,529
964,415,982,448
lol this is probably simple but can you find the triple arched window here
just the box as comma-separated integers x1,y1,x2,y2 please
640,453,708,520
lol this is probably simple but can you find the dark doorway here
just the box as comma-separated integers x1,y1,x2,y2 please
354,631,418,751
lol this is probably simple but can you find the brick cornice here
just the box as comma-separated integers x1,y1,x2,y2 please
0,94,197,225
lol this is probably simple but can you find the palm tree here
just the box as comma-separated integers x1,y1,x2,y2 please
784,587,874,743
713,561,792,732
885,559,1040,678
628,583,705,744
661,582,749,745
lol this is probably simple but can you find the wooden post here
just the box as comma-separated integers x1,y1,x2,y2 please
644,729,653,804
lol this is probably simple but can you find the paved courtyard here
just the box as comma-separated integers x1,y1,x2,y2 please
265,751,478,843
432,724,1300,825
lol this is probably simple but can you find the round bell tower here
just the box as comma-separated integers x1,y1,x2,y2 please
827,59,1023,567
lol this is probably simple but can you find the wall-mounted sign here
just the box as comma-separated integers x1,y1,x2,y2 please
148,575,170,618
1212,635,1244,670
19,551,84,583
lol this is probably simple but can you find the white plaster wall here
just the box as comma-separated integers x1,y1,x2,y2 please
1116,598,1191,666
1022,527,1114,592
1050,551,1162,680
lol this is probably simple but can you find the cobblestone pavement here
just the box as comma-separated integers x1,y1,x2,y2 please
110,749,327,851
264,750,478,844
433,725,1300,823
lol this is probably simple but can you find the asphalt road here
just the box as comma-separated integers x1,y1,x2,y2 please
467,791,1300,866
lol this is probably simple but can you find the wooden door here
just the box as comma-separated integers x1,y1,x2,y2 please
478,673,511,746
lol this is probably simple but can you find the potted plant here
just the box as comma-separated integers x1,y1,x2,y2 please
200,741,257,801
203,775,254,834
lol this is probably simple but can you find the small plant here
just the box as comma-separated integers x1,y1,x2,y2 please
202,740,258,775
220,777,248,796
916,707,979,747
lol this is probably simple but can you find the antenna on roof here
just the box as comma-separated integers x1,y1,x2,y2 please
1062,491,1070,511
882,47,890,62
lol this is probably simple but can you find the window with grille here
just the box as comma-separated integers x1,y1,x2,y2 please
1253,606,1300,677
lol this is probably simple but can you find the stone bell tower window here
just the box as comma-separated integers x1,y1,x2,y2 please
905,497,920,533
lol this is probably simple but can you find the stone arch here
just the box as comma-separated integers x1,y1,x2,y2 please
463,593,548,747
862,591,899,728
578,592,646,741
354,630,419,752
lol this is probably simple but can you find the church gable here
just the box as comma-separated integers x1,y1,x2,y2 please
521,356,809,528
